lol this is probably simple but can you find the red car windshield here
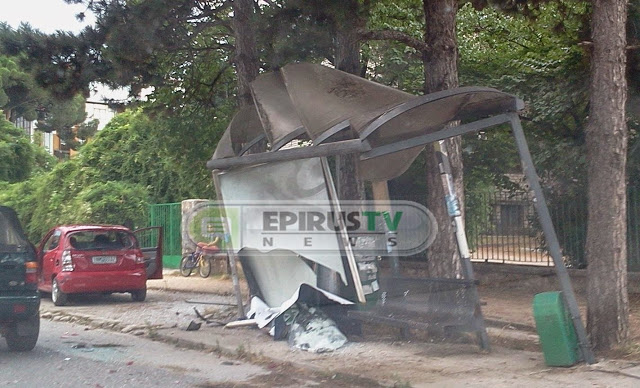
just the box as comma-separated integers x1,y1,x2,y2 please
68,230,138,251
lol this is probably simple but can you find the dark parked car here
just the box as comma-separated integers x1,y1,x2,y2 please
0,206,40,351
37,225,163,306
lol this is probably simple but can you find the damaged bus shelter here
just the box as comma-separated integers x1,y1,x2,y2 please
207,62,594,362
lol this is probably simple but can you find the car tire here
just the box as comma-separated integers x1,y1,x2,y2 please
199,258,211,278
5,315,39,352
131,287,147,302
51,278,68,306
180,255,193,277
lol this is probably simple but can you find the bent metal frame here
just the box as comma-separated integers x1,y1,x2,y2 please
206,65,594,364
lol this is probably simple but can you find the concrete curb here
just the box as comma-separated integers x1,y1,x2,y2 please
484,317,536,333
39,306,390,387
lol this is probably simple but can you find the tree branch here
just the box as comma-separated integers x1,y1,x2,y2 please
358,29,429,53
578,41,640,51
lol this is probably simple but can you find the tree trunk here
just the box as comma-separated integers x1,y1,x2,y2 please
231,0,259,107
585,0,629,351
334,0,364,201
422,0,462,278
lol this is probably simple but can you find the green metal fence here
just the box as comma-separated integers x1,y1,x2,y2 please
147,188,640,270
396,187,640,271
471,187,640,271
148,202,182,269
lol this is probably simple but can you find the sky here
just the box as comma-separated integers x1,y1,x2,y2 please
0,0,94,34
0,0,132,101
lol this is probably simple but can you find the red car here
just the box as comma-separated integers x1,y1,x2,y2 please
36,225,163,306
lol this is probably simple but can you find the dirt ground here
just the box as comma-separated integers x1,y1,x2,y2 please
153,262,640,363
143,268,640,386
478,279,640,361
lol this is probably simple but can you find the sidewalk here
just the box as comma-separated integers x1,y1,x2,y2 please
148,269,249,296
146,271,640,386
148,270,541,330
43,270,640,387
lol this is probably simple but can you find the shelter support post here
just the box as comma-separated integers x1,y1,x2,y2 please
212,171,246,320
315,158,342,295
227,249,246,319
321,158,367,304
371,180,401,276
435,141,490,351
508,113,595,364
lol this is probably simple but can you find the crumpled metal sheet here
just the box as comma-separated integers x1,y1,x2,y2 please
210,123,236,161
280,62,412,140
211,105,263,161
211,63,522,183
251,71,307,150
287,303,348,353
358,87,522,181
247,283,353,328
247,283,352,352
228,104,264,155
238,248,318,307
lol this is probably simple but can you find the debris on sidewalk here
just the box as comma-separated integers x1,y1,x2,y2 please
186,300,236,306
286,304,347,353
184,321,201,331
193,307,227,326
246,284,352,352
225,319,257,329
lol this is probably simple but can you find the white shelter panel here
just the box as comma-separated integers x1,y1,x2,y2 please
217,157,347,284
239,248,317,307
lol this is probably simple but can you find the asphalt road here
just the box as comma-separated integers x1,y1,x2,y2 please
0,318,266,387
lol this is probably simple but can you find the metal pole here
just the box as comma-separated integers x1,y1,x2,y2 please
371,180,401,276
321,158,367,304
212,171,246,319
508,113,595,364
207,139,366,170
436,141,490,350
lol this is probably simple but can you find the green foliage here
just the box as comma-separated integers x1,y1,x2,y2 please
456,4,591,184
76,118,99,142
1,28,96,148
36,94,88,150
0,53,47,120
0,179,39,238
458,2,590,143
456,3,592,262
1,1,238,103
1,102,226,242
0,23,102,99
463,126,524,248
67,181,149,229
0,115,55,183
0,158,150,242
79,108,225,203
20,159,87,239
364,0,424,93
0,118,33,182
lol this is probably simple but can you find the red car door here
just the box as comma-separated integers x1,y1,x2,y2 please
133,227,163,279
37,229,62,292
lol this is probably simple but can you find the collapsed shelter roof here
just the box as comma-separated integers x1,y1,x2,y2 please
210,62,524,181
207,62,595,363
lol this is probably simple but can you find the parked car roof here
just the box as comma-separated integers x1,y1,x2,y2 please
54,225,134,233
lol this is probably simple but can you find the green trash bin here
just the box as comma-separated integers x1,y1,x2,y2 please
532,291,580,367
